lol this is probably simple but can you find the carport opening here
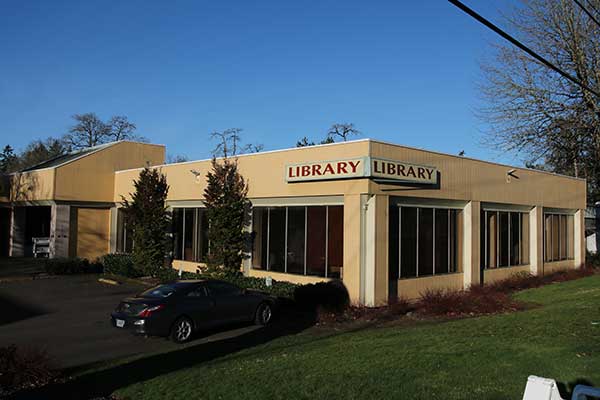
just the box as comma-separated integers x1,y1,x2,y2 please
24,206,51,257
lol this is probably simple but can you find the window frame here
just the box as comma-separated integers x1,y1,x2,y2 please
172,207,209,263
395,204,461,280
251,205,343,278
481,209,529,270
543,212,575,262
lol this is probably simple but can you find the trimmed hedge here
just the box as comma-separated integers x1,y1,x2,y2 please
100,254,143,278
180,271,298,299
44,258,102,275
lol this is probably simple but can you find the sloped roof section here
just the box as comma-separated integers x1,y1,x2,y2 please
21,142,117,172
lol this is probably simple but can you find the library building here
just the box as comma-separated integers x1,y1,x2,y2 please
0,139,586,306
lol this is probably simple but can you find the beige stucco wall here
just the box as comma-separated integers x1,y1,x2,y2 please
248,269,331,285
483,265,531,284
56,142,165,203
75,207,110,260
397,273,464,300
9,169,55,202
544,260,575,274
369,141,586,210
115,141,371,202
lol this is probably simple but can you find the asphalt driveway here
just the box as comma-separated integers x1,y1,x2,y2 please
0,274,260,369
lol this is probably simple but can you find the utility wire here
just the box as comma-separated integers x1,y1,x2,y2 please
573,0,600,29
448,0,600,98
585,0,600,20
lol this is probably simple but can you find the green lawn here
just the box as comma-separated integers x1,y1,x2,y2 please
74,275,600,399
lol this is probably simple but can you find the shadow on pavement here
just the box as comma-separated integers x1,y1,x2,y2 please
11,307,317,400
0,294,47,326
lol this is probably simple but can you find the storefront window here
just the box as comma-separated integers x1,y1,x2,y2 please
116,208,133,254
251,205,344,278
306,206,326,276
172,208,209,263
390,206,460,279
480,210,529,269
544,213,574,262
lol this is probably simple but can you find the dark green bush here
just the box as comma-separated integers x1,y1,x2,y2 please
293,280,350,312
0,345,57,395
587,251,600,268
100,254,143,278
180,271,298,299
44,258,102,275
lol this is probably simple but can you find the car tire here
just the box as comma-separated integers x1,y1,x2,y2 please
170,316,193,343
254,302,273,326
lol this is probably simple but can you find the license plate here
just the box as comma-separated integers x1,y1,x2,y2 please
116,319,125,328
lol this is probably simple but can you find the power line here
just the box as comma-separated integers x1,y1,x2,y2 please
573,0,600,29
585,0,600,19
448,0,600,98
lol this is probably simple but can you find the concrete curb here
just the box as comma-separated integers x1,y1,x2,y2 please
98,278,120,286
0,274,57,284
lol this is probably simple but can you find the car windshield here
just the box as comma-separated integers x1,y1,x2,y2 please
140,284,182,298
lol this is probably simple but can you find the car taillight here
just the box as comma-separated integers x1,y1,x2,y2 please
138,304,165,318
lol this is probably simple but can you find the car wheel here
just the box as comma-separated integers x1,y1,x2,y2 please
255,302,273,326
170,317,193,343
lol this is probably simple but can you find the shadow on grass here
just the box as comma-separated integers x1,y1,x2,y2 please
557,378,596,399
11,307,319,400
0,294,47,326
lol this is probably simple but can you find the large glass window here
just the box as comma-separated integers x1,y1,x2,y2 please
172,208,209,263
306,206,327,276
480,210,529,269
544,213,574,262
390,206,461,279
251,205,343,278
116,208,133,253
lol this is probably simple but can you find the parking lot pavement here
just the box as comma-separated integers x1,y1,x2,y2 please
0,275,260,369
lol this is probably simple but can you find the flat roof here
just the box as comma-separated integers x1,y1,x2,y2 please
115,138,585,182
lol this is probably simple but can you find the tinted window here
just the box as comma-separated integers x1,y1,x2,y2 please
186,286,208,298
140,284,180,298
207,281,241,297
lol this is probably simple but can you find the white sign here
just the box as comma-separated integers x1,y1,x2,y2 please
286,156,437,184
370,158,437,184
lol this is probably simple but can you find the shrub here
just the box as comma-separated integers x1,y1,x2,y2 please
121,167,171,277
488,272,542,293
0,345,57,395
44,258,102,275
417,288,524,317
179,270,298,299
100,254,143,278
294,281,350,312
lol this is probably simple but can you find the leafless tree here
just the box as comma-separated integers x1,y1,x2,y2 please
64,113,145,150
327,123,360,142
64,113,110,149
479,0,600,201
108,116,145,142
166,154,189,164
242,143,264,153
210,128,243,158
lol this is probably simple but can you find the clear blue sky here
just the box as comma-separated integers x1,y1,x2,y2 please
0,0,518,164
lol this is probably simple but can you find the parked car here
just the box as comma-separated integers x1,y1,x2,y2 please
111,279,275,343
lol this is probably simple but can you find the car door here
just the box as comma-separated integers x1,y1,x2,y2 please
206,281,251,324
179,285,216,329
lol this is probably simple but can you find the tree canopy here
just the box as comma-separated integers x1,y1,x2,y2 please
480,0,600,202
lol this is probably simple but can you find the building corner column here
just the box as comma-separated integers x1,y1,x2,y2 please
463,200,480,289
50,204,70,258
574,208,585,269
529,206,544,276
342,194,364,305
